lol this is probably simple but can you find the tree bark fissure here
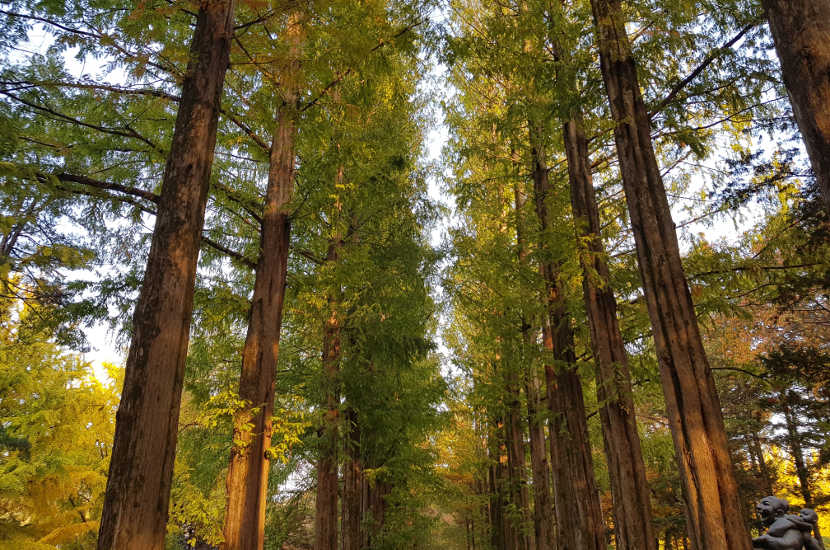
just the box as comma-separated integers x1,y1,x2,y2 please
222,12,301,550
530,132,606,550
342,407,364,550
97,1,235,548
562,113,656,550
514,181,555,550
315,231,345,550
589,1,751,548
762,0,830,214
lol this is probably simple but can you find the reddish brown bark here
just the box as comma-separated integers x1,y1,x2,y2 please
563,114,656,550
367,477,389,543
221,14,300,550
505,390,531,550
589,1,752,548
488,418,507,550
315,236,344,550
96,2,234,548
530,135,606,550
514,181,555,550
342,407,363,550
762,0,830,213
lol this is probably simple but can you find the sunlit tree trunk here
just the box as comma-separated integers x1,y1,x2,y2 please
221,14,300,550
97,2,234,548
762,0,830,213
530,133,606,550
589,1,752,548
562,112,656,550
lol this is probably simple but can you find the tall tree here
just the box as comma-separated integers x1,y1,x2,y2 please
588,0,751,548
761,0,830,213
514,179,555,550
314,232,344,550
221,9,301,550
97,1,236,548
530,132,607,550
543,2,656,546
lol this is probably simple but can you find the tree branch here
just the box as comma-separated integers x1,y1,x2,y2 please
300,19,424,113
201,236,256,269
649,22,760,119
4,92,165,155
0,79,179,101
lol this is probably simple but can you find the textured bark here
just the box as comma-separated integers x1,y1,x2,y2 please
488,420,507,550
762,0,830,213
530,135,606,550
342,408,364,550
562,114,656,550
96,2,234,548
505,398,531,550
221,16,300,550
366,477,389,546
514,181,556,550
315,236,343,550
525,366,555,550
589,1,751,549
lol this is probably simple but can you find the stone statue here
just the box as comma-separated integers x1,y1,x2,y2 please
752,496,822,550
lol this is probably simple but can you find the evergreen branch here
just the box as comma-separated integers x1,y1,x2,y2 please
0,10,173,76
219,107,270,152
0,10,99,40
234,10,276,32
3,91,166,155
51,172,160,203
689,263,822,279
296,248,324,265
649,22,760,119
711,366,769,381
30,171,257,269
212,182,263,225
201,236,256,269
27,171,158,214
0,79,179,101
300,18,424,113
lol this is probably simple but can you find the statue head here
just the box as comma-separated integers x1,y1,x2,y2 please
798,508,818,525
757,496,790,524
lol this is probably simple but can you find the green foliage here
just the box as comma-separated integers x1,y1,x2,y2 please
0,297,119,548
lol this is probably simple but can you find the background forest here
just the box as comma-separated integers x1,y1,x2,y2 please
0,0,828,549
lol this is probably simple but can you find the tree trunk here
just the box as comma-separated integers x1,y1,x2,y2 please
343,407,363,550
505,395,531,550
525,364,555,550
781,393,824,547
749,431,774,496
367,477,390,545
96,2,234,548
514,180,556,550
315,237,343,550
589,1,751,549
530,135,606,550
221,15,300,550
488,420,506,550
563,113,656,550
762,0,830,213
